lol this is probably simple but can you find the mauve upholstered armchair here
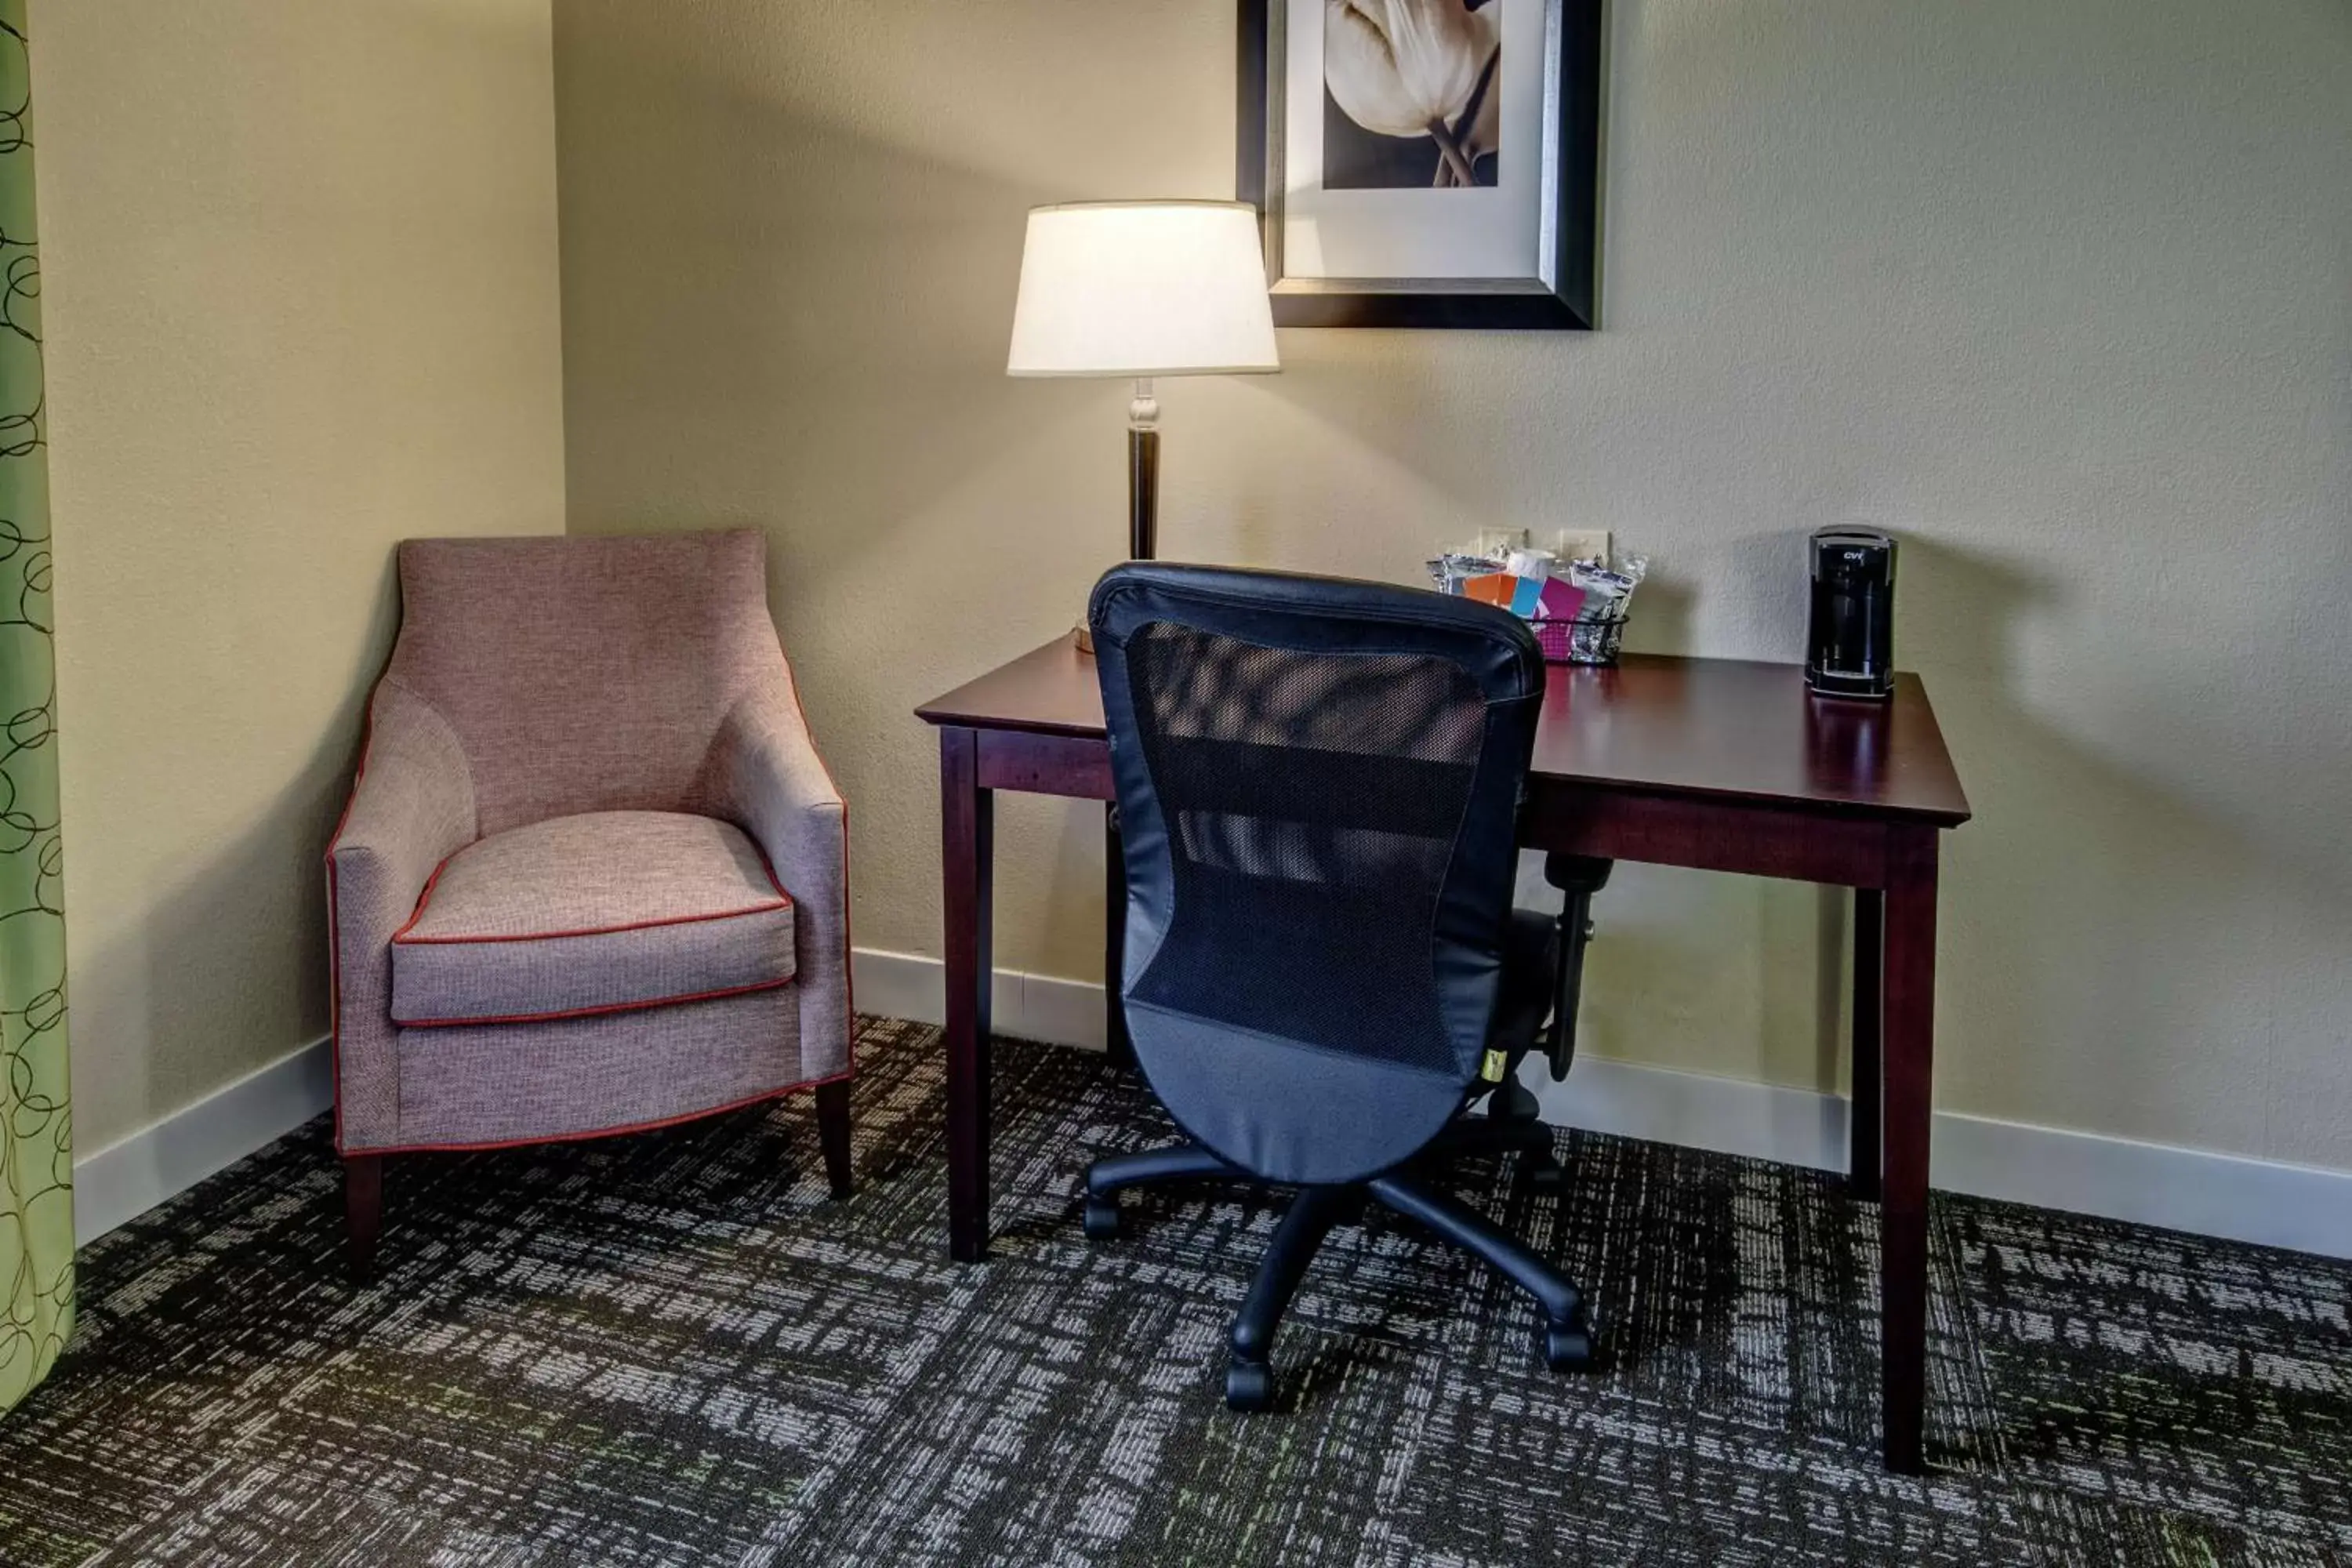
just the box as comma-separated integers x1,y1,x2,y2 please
326,531,851,1277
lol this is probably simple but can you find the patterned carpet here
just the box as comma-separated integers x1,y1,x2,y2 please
2,1016,2348,1567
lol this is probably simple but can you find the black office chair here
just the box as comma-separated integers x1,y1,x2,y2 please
1083,561,1602,1410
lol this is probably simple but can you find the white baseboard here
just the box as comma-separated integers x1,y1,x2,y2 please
856,946,1111,1054
851,947,2352,1261
72,1036,333,1247
65,951,1107,1247
68,956,2352,1262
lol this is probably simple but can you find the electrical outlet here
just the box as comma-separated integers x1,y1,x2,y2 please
1553,528,1611,567
1477,526,1527,558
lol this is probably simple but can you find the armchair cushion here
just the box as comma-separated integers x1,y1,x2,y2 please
390,811,797,1026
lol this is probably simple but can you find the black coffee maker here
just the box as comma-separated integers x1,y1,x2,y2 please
1806,528,1896,700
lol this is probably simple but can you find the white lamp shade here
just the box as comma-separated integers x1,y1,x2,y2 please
1006,201,1281,379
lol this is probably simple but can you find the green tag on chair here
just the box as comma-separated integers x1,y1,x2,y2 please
1481,1049,1508,1083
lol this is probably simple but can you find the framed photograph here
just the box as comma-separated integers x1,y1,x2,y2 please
1237,0,1602,329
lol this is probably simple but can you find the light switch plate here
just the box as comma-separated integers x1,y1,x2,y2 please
1553,528,1611,567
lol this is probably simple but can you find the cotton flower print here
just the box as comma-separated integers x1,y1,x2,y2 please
1323,0,1502,189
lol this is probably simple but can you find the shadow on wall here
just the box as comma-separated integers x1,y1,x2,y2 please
552,0,1241,982
555,9,1111,598
75,561,401,1152
1570,532,2352,1152
1893,537,2349,1149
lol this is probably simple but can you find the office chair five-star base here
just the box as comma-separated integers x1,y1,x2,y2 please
1086,1120,1597,1410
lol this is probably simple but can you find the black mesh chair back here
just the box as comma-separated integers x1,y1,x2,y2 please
1089,563,1546,1185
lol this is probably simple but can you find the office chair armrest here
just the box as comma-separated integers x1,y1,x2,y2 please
704,662,852,1079
327,678,479,1150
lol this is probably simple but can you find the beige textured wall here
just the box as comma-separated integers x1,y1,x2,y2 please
551,0,2352,1168
38,0,568,1153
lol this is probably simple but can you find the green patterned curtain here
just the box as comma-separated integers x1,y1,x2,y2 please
0,0,69,1417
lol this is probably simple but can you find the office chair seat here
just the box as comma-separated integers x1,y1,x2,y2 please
1132,904,1560,1185
1083,562,1601,1412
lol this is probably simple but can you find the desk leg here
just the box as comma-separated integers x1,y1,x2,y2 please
941,727,994,1263
1104,804,1134,1071
1880,829,1938,1473
1849,888,1884,1202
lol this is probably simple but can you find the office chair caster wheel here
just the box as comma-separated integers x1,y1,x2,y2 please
1543,1319,1595,1372
1225,1359,1274,1412
1082,1195,1122,1241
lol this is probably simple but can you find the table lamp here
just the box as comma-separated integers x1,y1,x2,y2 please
1007,201,1280,604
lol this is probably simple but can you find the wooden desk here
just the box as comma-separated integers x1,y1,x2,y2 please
917,640,1971,1472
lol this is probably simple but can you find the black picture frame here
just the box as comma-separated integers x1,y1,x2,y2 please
1237,0,1603,330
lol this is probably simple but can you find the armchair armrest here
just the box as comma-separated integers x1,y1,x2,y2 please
328,677,477,1149
702,661,851,1080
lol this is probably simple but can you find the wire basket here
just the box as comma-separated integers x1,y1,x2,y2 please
1427,557,1632,666
1530,605,1628,666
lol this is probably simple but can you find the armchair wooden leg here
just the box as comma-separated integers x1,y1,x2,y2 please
344,1154,383,1283
815,1080,853,1200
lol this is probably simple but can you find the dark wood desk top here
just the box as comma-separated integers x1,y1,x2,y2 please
919,637,1970,827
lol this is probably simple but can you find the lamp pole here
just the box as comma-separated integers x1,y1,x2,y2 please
1127,376,1159,561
